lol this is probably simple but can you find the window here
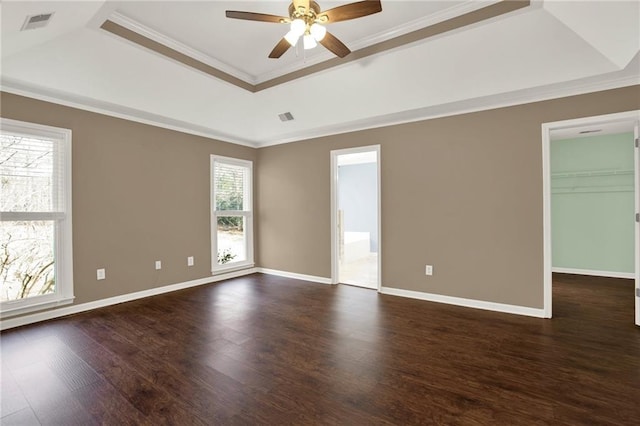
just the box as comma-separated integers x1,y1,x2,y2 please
211,155,253,273
1,118,73,317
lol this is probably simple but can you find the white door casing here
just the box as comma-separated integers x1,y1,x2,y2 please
542,110,640,325
634,120,639,326
330,145,381,290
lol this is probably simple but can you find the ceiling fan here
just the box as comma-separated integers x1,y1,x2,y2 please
225,0,382,59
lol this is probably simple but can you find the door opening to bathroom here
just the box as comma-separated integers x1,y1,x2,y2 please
331,146,380,290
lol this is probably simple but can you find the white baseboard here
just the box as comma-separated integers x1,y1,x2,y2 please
256,268,332,285
552,267,635,279
0,268,257,331
1,268,549,330
257,270,545,317
379,286,547,318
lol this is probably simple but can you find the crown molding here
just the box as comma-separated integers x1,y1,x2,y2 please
109,11,257,85
3,71,637,150
349,0,503,49
98,1,530,93
0,78,259,148
104,1,523,87
256,72,640,147
109,3,506,86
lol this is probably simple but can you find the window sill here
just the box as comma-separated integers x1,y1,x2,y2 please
0,296,75,319
212,262,255,276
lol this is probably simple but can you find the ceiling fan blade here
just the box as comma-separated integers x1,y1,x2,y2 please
225,11,288,24
269,38,292,58
318,1,382,24
319,32,351,58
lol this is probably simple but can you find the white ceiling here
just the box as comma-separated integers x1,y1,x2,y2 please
551,117,637,140
1,1,639,147
107,0,471,83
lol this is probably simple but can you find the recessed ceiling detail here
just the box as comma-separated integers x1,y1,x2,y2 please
100,20,254,92
1,0,638,147
100,0,530,92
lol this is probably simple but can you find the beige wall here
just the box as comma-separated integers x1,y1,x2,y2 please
2,86,638,318
1,92,256,313
257,86,640,308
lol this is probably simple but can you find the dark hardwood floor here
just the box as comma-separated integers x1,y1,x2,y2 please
1,273,639,425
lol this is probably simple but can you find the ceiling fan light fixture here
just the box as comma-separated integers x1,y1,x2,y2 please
303,34,317,50
225,0,382,58
284,30,300,46
310,23,326,41
290,18,306,37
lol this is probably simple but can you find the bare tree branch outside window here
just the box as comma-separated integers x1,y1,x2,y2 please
1,134,57,302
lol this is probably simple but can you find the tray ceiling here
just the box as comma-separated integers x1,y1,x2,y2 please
1,1,639,147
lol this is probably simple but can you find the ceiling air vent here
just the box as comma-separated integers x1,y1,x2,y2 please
21,13,54,31
278,112,294,122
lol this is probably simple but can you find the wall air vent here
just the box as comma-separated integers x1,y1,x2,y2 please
21,13,54,31
278,112,294,122
579,129,602,134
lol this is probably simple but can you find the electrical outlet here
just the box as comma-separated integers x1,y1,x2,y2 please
155,260,162,270
187,256,194,266
425,265,433,276
97,268,106,280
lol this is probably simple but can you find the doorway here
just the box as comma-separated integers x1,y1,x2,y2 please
542,111,640,326
331,145,381,290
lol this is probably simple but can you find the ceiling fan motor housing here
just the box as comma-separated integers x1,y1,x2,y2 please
289,1,322,22
288,1,328,35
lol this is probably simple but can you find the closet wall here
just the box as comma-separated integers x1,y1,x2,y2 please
551,132,635,275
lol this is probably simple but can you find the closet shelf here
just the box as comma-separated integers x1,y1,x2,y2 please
551,169,633,179
551,185,634,194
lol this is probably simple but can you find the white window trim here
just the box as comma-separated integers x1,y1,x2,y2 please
210,155,254,274
0,118,74,318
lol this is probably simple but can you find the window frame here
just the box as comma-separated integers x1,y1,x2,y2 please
210,155,254,274
0,118,74,318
